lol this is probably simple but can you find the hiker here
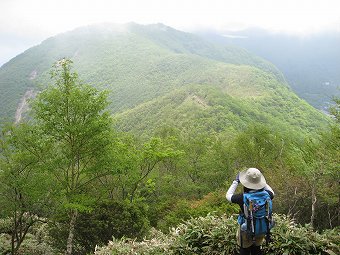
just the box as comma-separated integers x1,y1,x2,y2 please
226,168,274,255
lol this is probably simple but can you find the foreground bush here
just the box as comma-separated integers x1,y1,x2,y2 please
266,215,340,255
48,200,150,254
155,191,238,233
0,220,59,255
94,214,340,255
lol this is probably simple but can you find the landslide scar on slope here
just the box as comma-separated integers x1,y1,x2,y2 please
15,89,36,124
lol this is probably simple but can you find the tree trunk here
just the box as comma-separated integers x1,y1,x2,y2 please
310,185,317,228
11,232,15,255
65,210,78,255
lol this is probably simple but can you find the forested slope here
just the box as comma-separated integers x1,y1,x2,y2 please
199,29,340,110
115,68,327,137
0,23,326,135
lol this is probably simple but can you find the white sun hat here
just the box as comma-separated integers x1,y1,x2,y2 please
239,168,266,190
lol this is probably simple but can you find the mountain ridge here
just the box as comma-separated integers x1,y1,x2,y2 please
0,23,329,136
197,28,340,110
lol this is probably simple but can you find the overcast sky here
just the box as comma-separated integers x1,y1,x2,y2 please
1,0,340,66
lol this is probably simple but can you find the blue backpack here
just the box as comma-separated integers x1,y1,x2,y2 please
237,190,274,243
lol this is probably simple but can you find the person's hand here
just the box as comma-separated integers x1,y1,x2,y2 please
235,173,240,183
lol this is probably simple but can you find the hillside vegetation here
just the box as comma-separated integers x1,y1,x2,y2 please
200,29,340,110
94,214,340,255
115,76,326,137
0,23,327,135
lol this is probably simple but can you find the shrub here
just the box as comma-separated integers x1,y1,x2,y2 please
156,191,238,233
48,200,150,254
0,233,11,254
94,214,340,255
0,218,12,234
94,228,173,255
171,214,238,255
0,221,59,255
265,214,340,255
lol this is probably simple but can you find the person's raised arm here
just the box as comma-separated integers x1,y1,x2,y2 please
226,173,240,202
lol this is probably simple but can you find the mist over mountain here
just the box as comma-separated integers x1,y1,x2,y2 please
0,23,329,136
197,28,340,110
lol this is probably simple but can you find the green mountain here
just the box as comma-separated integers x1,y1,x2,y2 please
0,23,329,135
198,28,340,110
115,82,324,137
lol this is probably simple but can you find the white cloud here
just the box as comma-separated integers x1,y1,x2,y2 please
2,0,340,35
0,0,340,65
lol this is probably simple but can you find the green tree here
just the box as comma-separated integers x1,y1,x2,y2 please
231,124,287,171
31,59,114,255
324,96,340,227
295,139,327,228
291,96,340,229
74,200,150,253
318,130,340,228
329,96,340,123
0,124,54,255
175,132,230,198
107,135,181,203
